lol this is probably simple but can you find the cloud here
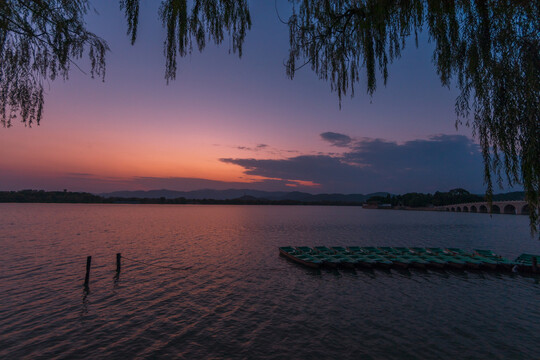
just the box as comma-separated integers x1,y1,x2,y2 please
1,134,500,195
221,134,488,194
65,172,94,177
121,176,323,192
221,155,354,184
0,171,324,193
236,143,269,151
320,132,353,147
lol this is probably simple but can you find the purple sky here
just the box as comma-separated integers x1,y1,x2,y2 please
1,1,501,195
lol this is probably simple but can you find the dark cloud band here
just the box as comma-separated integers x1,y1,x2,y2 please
222,134,486,193
320,132,353,147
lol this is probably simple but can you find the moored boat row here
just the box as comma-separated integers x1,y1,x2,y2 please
279,246,539,274
278,246,322,268
514,253,540,273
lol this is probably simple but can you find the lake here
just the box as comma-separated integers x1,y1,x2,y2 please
1,204,539,359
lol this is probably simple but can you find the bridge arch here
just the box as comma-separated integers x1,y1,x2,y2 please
503,204,516,214
437,201,526,216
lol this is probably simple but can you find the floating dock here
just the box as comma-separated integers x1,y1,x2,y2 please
279,246,540,273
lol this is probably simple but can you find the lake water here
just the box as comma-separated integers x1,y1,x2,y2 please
1,204,539,359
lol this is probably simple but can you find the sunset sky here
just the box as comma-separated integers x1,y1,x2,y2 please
1,0,496,195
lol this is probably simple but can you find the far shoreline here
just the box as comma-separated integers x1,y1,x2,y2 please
1,189,525,213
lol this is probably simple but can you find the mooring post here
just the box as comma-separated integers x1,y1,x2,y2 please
116,253,121,273
84,256,92,287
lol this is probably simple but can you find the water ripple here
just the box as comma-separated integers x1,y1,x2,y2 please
1,204,539,359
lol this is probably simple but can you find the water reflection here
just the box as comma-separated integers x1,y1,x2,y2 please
80,289,89,318
0,204,538,359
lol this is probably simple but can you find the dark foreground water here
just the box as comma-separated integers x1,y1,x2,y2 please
1,204,539,359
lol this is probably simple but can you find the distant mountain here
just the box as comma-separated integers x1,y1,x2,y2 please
100,189,296,200
99,189,389,203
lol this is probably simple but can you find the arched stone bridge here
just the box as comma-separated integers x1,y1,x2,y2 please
435,200,528,215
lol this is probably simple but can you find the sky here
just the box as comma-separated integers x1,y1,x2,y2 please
0,0,496,195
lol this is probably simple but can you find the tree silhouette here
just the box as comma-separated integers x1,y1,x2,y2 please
0,0,251,126
121,0,251,82
0,0,108,127
286,0,539,232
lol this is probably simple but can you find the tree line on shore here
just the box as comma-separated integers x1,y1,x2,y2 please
366,188,524,208
0,189,524,207
0,190,362,206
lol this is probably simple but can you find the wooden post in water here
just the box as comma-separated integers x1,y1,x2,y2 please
84,256,92,287
116,253,121,273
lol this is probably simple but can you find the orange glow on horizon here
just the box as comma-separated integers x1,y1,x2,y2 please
1,119,254,180
286,179,321,188
0,122,297,189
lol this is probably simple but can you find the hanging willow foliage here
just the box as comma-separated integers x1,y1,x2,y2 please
0,0,251,127
0,0,108,127
286,0,539,233
121,0,251,82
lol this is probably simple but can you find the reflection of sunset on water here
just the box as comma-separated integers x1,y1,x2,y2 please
1,203,538,358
